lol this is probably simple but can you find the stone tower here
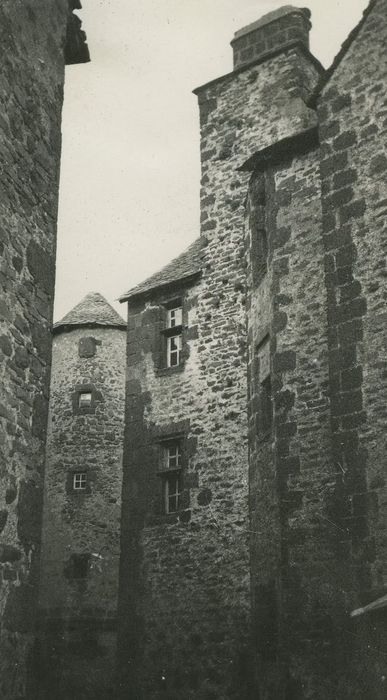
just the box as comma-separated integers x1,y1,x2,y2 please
37,292,126,699
0,3,89,698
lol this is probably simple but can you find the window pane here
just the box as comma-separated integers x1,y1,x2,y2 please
167,335,182,367
164,473,181,513
73,473,87,490
79,392,92,407
168,307,182,328
168,444,181,468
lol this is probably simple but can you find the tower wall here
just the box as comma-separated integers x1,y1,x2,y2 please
37,324,126,699
0,3,88,698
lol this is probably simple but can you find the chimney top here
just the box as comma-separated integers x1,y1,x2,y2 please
231,5,312,70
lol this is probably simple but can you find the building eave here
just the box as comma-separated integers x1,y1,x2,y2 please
119,271,202,305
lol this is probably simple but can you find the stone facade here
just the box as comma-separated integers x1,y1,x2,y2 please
2,2,385,698
117,256,253,699
37,293,126,699
117,3,387,699
0,3,88,699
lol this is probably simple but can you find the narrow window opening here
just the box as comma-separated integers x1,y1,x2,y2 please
167,334,182,367
261,375,273,434
167,443,182,469
257,337,273,436
249,172,268,287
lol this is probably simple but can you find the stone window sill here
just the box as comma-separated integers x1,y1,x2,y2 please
156,363,185,377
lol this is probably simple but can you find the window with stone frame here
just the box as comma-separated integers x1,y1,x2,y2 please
159,439,183,514
257,337,273,435
163,471,182,514
161,301,183,368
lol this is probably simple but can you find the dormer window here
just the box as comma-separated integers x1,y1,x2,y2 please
78,392,92,408
161,301,184,369
167,307,182,329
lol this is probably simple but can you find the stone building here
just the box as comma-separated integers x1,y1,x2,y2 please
0,2,88,699
117,3,387,699
37,292,126,699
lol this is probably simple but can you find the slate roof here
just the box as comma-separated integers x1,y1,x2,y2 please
119,237,205,303
54,292,126,332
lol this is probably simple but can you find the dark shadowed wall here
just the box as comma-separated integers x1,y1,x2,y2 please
0,2,88,698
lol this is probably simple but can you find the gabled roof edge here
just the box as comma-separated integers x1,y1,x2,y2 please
119,270,202,304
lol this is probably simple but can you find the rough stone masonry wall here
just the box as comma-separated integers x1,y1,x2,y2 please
196,42,321,700
118,40,322,700
37,325,126,700
317,0,387,696
247,148,349,700
118,276,254,700
0,3,72,698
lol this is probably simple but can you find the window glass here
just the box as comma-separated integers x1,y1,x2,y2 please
167,307,182,328
78,392,92,408
167,335,182,367
167,443,181,469
164,473,181,514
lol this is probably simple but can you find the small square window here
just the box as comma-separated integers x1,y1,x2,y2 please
73,473,87,491
167,307,182,328
78,392,92,408
167,334,182,367
164,472,182,514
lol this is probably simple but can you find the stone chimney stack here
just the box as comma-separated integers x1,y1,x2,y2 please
231,5,311,70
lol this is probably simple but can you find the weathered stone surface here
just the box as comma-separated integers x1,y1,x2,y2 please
118,16,322,700
315,0,387,696
38,321,126,699
117,2,387,699
0,3,66,698
0,3,89,698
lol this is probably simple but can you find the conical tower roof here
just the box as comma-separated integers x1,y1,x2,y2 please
54,292,126,332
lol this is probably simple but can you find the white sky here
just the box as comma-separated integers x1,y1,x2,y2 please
54,0,368,321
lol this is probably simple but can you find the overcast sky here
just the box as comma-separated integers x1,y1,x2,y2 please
54,0,368,321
